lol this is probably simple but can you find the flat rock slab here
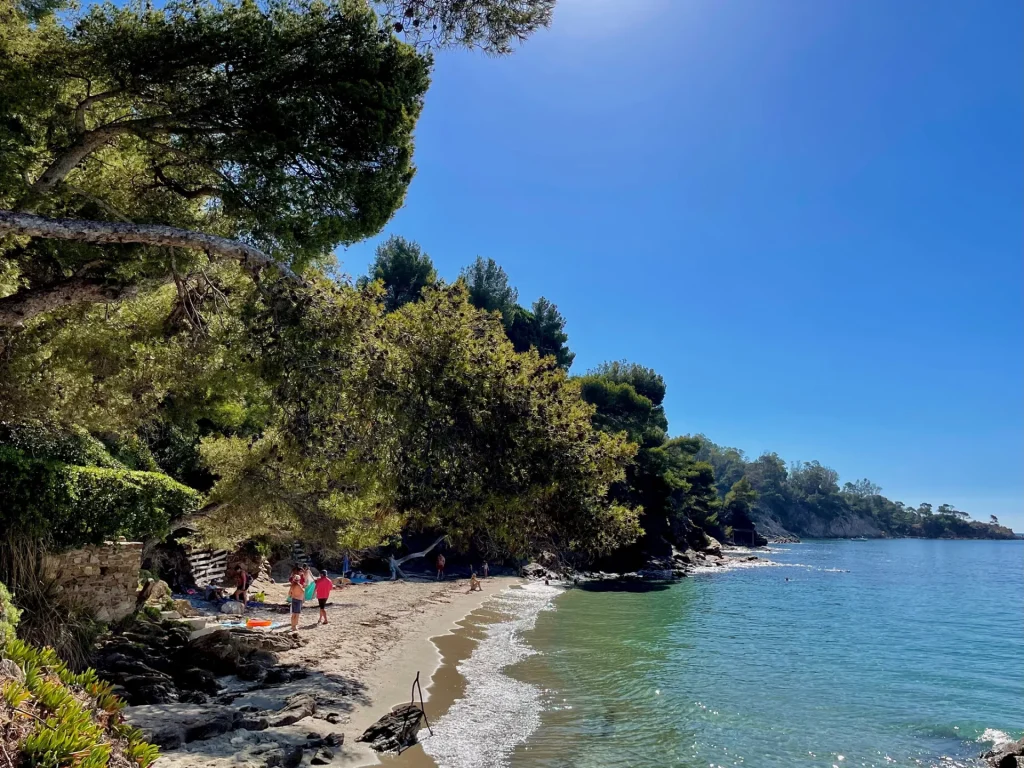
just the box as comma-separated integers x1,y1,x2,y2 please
124,702,241,749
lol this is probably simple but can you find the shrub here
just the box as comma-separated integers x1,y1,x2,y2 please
0,638,158,768
0,581,20,646
0,446,201,549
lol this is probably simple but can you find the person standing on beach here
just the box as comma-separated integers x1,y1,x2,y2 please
288,569,304,634
482,561,489,579
233,565,251,609
314,571,333,625
436,553,446,581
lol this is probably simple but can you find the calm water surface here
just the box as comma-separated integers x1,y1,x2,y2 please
490,540,1024,768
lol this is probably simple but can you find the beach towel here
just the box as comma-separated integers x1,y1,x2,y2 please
304,581,316,601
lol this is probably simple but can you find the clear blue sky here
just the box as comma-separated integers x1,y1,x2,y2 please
341,0,1024,530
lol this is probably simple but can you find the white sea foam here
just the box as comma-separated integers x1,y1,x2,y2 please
418,582,562,768
979,728,1015,748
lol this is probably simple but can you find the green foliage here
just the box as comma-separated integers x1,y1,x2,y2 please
0,421,123,468
1,637,157,768
359,234,438,311
0,446,199,548
376,0,555,54
722,476,757,530
1,0,431,282
142,605,162,622
0,580,20,646
505,297,574,369
197,280,639,559
461,256,519,317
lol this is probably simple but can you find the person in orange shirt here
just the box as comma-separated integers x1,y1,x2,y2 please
288,568,305,634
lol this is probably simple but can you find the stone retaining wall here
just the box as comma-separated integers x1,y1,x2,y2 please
44,541,142,622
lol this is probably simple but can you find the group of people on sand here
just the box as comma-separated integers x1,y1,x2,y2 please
287,565,342,634
229,554,492,636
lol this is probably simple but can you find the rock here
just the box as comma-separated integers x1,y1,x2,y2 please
124,703,241,749
172,598,202,618
172,666,221,695
983,737,1024,768
267,692,317,727
324,733,344,747
311,747,335,765
314,710,345,725
264,744,305,768
238,714,270,731
521,562,549,579
219,600,244,615
0,658,24,682
237,662,268,683
537,551,559,570
150,580,172,602
702,535,723,557
358,703,425,752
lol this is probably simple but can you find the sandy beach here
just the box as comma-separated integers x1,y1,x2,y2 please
151,575,514,768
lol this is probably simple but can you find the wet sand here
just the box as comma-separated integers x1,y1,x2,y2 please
377,603,510,768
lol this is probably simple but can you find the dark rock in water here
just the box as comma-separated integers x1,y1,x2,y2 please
324,733,344,747
357,703,425,752
983,737,1024,768
124,702,241,749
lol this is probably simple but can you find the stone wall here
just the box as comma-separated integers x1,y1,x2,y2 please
44,541,143,622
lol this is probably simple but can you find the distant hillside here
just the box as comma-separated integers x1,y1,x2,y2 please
694,437,1017,542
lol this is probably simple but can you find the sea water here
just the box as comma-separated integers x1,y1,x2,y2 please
421,540,1023,768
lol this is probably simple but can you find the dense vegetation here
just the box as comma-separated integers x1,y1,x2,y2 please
0,0,1011,584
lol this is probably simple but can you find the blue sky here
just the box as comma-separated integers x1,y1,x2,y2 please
341,0,1024,530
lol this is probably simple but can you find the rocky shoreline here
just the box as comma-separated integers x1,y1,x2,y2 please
96,577,504,768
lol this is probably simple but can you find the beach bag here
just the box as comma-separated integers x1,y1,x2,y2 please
304,581,316,601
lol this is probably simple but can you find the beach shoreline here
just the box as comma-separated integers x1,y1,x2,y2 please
336,576,516,768
149,575,517,768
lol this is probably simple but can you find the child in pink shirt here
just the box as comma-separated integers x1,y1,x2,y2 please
314,571,333,625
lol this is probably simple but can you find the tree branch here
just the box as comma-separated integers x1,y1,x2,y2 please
0,209,301,282
0,275,138,329
29,116,177,194
74,90,124,134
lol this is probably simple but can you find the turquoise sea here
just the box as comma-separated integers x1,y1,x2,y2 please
421,540,1024,768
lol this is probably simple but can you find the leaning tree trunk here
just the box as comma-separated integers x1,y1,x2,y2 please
389,535,448,580
0,210,303,329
